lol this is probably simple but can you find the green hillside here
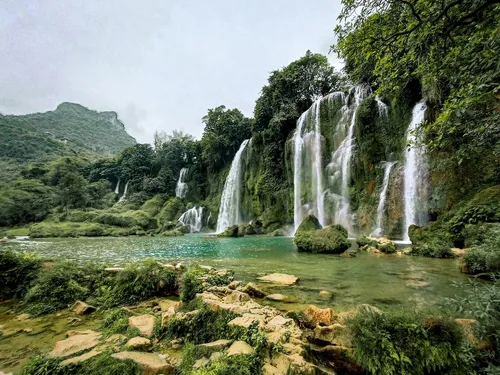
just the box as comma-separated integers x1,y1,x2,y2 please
0,102,136,161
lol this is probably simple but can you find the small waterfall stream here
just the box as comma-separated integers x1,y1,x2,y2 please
403,100,429,241
175,168,188,198
119,181,129,202
178,206,204,233
216,139,250,233
372,161,396,237
114,179,121,195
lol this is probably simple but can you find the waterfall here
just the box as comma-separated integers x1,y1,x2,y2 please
372,161,396,237
293,113,306,231
207,212,212,226
175,168,188,198
376,96,388,117
114,179,121,194
178,206,204,233
216,139,250,233
313,100,325,225
119,181,129,202
403,100,429,241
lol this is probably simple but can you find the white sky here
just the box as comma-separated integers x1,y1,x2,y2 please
0,0,343,143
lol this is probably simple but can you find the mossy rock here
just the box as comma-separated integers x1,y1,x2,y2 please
294,226,350,254
296,215,322,232
406,224,454,258
270,229,284,237
217,225,243,238
162,229,184,237
356,236,397,254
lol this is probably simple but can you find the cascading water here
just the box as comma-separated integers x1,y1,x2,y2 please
178,206,204,233
119,181,129,202
371,161,396,237
216,139,250,233
114,179,121,194
175,168,188,198
403,100,429,241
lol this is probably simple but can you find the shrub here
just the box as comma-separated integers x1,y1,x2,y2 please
347,309,464,375
190,354,261,375
0,249,41,300
101,308,131,335
21,261,91,316
407,224,454,258
101,259,177,307
462,242,500,275
410,241,455,258
294,226,350,253
180,266,204,302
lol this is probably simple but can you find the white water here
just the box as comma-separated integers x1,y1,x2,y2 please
372,161,396,237
403,100,429,241
178,206,204,233
293,113,306,231
119,181,129,202
114,179,121,194
313,100,325,225
216,139,250,233
175,168,188,198
376,96,388,117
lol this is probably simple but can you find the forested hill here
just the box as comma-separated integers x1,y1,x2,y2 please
0,102,136,161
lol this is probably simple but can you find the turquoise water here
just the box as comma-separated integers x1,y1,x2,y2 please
6,235,469,311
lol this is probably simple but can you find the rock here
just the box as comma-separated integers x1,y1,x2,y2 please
66,329,99,337
341,249,357,257
16,313,31,321
294,226,351,254
263,363,282,375
157,299,181,312
266,315,293,331
67,317,82,324
48,331,101,358
128,315,156,337
242,282,267,298
105,334,128,344
198,339,232,352
265,294,289,302
452,248,467,257
161,307,176,327
193,357,210,370
104,267,124,272
311,346,362,374
228,314,266,328
59,350,101,366
126,337,152,351
228,280,242,289
258,273,299,285
210,352,223,362
357,236,397,254
283,343,305,356
227,341,255,356
223,290,251,304
303,305,333,326
112,352,175,375
217,225,243,237
296,215,322,232
266,331,283,345
313,324,351,347
365,246,381,254
318,290,332,300
170,339,182,349
71,300,96,315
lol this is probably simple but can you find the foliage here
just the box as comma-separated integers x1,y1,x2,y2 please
347,308,464,375
101,308,132,335
356,236,397,254
296,215,322,232
29,221,138,238
190,354,261,375
447,278,500,374
294,226,350,254
462,241,500,275
180,266,205,302
101,259,178,307
21,261,92,316
0,250,42,300
408,224,455,258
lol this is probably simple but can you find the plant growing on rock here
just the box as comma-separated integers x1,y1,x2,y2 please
0,249,42,300
294,225,350,254
180,265,205,302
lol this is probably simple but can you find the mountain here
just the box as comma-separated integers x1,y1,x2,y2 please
0,102,136,162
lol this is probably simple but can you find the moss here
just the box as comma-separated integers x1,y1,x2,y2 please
0,250,42,300
217,225,243,237
161,229,185,237
356,236,397,254
158,197,185,230
180,265,204,302
101,308,131,335
347,309,465,375
140,194,166,216
294,225,350,254
296,215,322,232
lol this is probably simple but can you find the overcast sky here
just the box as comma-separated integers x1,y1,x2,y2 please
0,0,343,143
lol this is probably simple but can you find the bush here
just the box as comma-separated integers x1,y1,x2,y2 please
347,309,464,375
0,249,41,300
180,265,205,302
101,308,131,335
190,354,261,375
462,242,500,275
407,224,454,258
101,259,178,307
410,241,455,258
21,261,92,316
294,226,350,253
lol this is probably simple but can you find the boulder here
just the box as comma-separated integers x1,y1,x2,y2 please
111,352,175,375
128,315,156,337
242,282,267,298
357,236,397,254
313,324,351,347
71,300,96,315
294,226,350,254
303,305,333,327
262,363,282,375
48,331,101,358
227,341,255,356
228,281,242,290
59,350,101,366
217,225,242,237
340,249,357,258
223,290,251,304
228,314,266,328
296,215,322,232
198,339,232,352
161,307,176,327
126,337,152,351
265,294,289,302
258,273,299,285
105,334,128,344
265,315,293,331
157,299,181,312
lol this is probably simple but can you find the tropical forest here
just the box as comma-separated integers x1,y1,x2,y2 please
0,0,499,374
